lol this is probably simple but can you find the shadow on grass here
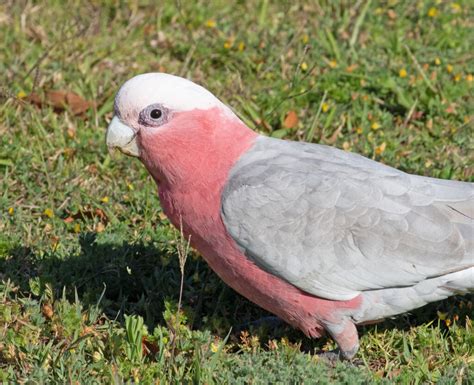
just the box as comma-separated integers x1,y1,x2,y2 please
1,232,471,352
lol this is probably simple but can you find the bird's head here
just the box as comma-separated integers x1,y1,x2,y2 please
106,73,256,186
106,72,236,157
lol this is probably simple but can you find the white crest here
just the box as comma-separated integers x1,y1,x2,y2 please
114,73,234,117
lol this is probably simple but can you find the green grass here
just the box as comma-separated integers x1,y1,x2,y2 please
1,0,473,383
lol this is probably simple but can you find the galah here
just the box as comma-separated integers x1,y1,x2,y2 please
106,73,473,359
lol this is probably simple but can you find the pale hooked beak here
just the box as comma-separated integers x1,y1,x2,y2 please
106,116,140,157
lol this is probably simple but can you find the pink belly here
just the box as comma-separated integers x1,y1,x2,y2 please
159,187,362,338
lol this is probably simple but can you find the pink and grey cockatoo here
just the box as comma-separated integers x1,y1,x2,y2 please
106,73,473,359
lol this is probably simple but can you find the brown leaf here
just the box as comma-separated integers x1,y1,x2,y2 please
95,222,105,233
142,336,159,357
283,110,299,129
411,110,424,121
324,126,342,144
26,90,92,115
387,9,397,20
445,103,457,114
66,206,109,224
42,304,54,319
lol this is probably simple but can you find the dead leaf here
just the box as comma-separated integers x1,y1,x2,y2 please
387,9,397,19
283,110,299,129
324,126,342,144
95,222,105,233
27,90,92,115
346,64,358,73
445,103,457,114
65,206,109,224
26,25,47,43
42,304,54,319
142,336,159,357
411,110,424,120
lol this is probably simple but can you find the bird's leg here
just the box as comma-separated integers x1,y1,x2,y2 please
320,319,359,360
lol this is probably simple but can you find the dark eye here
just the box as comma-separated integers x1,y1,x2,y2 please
138,104,168,127
150,109,162,119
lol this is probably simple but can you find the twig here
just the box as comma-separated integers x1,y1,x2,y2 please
176,215,191,314
404,44,439,95
403,99,418,128
350,0,372,49
305,90,328,142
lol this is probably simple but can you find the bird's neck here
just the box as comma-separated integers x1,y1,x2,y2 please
140,107,258,192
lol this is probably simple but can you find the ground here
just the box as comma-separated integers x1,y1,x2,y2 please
0,0,473,383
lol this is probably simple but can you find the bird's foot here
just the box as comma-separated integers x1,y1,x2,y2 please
317,347,362,365
322,319,360,361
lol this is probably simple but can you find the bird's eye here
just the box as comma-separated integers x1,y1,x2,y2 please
150,109,162,119
138,104,168,127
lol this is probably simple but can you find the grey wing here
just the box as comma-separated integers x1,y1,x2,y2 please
222,136,474,301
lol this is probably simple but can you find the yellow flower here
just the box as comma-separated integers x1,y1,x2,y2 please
73,223,81,233
434,57,441,66
101,196,109,203
300,62,308,71
445,318,451,327
127,183,134,191
92,351,103,362
446,64,453,73
321,102,330,113
17,91,27,99
466,74,473,83
43,208,54,218
205,19,216,28
302,34,309,44
427,7,438,17
375,142,386,155
450,3,461,13
328,60,337,69
371,122,381,130
210,342,219,353
454,73,461,82
238,42,245,52
8,207,14,216
437,310,447,320
356,127,363,135
399,68,407,78
223,41,232,49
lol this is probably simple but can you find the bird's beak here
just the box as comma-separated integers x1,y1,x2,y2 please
106,116,140,157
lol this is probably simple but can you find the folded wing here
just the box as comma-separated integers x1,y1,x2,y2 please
222,136,474,300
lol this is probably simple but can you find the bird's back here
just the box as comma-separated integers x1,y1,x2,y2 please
222,136,474,305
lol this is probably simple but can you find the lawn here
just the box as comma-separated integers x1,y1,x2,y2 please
1,0,473,383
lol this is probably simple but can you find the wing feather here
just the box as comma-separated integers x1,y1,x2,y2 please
222,136,474,300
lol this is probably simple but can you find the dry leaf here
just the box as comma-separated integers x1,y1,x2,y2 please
27,90,92,115
142,336,159,357
95,222,105,233
387,9,397,19
283,110,299,129
411,110,424,121
65,206,109,224
445,103,457,114
324,126,342,144
42,304,54,319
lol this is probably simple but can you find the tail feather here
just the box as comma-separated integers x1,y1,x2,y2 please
354,267,474,323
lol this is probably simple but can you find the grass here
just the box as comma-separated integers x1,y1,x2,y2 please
1,0,473,383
